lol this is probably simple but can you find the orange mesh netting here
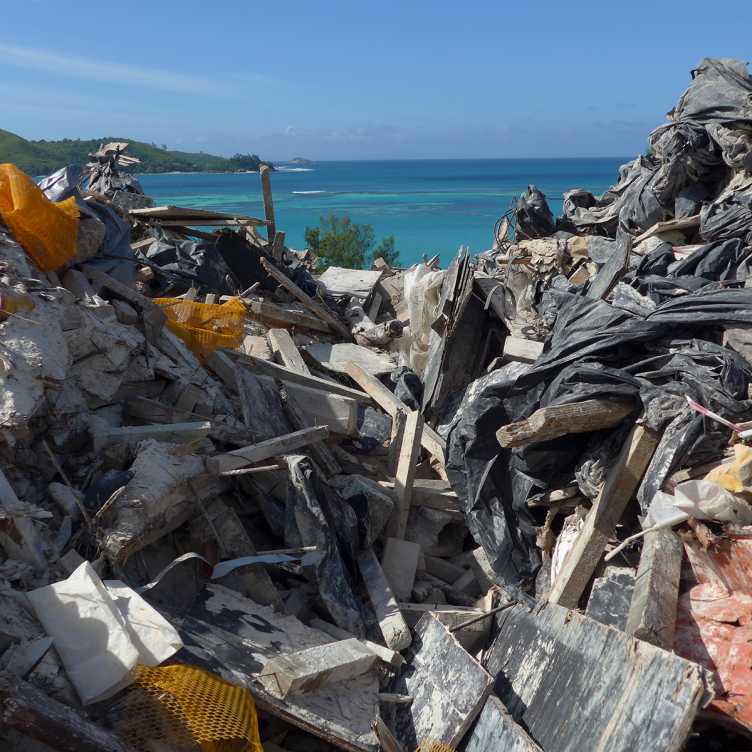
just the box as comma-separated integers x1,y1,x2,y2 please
153,297,246,358
0,163,79,271
113,664,263,752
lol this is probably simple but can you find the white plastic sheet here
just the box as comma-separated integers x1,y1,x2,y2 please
28,561,181,704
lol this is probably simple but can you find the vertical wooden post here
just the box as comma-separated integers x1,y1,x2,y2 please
259,164,276,243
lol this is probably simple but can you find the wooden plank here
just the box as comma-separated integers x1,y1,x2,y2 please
244,298,331,333
379,479,460,513
387,407,407,477
548,423,659,608
502,336,543,364
625,529,683,650
393,613,492,749
231,351,371,402
270,230,285,262
305,342,396,376
388,410,423,539
208,426,329,474
381,537,421,601
262,639,377,697
129,205,266,224
357,547,412,651
259,164,276,241
268,328,310,374
318,267,383,300
91,421,211,451
345,361,446,464
179,585,379,752
260,257,352,339
497,399,633,448
0,672,138,752
485,597,707,752
585,566,636,630
308,619,404,669
586,232,632,300
464,696,542,752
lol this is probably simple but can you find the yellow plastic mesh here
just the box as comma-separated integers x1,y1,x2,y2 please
0,163,79,271
416,742,456,752
153,297,246,358
114,664,263,752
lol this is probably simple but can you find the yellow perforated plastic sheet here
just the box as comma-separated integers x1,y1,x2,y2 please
416,742,456,752
114,664,263,752
153,297,246,358
0,163,79,272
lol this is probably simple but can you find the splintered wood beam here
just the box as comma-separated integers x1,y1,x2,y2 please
625,529,683,650
0,672,138,752
548,422,659,608
357,547,412,651
260,258,351,339
208,426,329,474
259,164,276,241
387,410,424,539
231,351,371,402
268,328,311,374
497,399,633,448
344,361,446,464
244,298,331,333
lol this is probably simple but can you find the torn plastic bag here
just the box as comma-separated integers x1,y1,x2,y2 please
140,236,237,296
667,237,751,282
446,363,541,589
283,456,366,636
328,474,394,548
675,182,710,218
87,160,144,196
706,122,752,171
515,185,555,240
670,58,752,125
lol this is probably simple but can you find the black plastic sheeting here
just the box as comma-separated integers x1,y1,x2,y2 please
515,185,556,240
448,284,752,590
39,165,137,285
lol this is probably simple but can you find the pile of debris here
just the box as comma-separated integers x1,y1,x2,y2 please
2,57,752,752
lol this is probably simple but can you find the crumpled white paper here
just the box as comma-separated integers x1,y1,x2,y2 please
27,561,182,704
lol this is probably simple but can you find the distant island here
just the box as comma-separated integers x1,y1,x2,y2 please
0,128,273,175
290,157,314,165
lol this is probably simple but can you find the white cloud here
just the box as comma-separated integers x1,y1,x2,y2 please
0,42,253,97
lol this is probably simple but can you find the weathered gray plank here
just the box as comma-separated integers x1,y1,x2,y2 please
485,597,708,752
393,613,492,749
625,529,683,649
464,695,542,752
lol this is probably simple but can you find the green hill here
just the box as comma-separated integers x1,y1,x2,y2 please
0,129,270,175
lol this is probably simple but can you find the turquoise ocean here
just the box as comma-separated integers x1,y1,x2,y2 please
139,158,626,267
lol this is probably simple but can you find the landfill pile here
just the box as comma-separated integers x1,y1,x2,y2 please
2,57,752,752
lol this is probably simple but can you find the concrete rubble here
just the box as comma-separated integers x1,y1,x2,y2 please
2,58,752,750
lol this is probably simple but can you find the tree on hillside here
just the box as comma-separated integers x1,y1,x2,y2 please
304,214,401,269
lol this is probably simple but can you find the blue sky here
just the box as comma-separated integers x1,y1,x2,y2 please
1,0,751,160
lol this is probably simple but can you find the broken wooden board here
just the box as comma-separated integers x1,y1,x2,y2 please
269,328,310,374
91,421,211,451
318,267,383,301
129,205,266,225
344,361,446,466
262,638,377,697
393,613,492,749
485,597,708,752
464,695,542,752
244,298,331,334
208,426,329,474
626,529,683,650
585,566,635,631
378,479,460,514
232,351,371,402
585,230,632,300
496,399,633,448
261,258,352,339
381,537,421,601
548,422,659,608
388,410,423,539
175,585,379,752
305,342,396,377
357,547,412,651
